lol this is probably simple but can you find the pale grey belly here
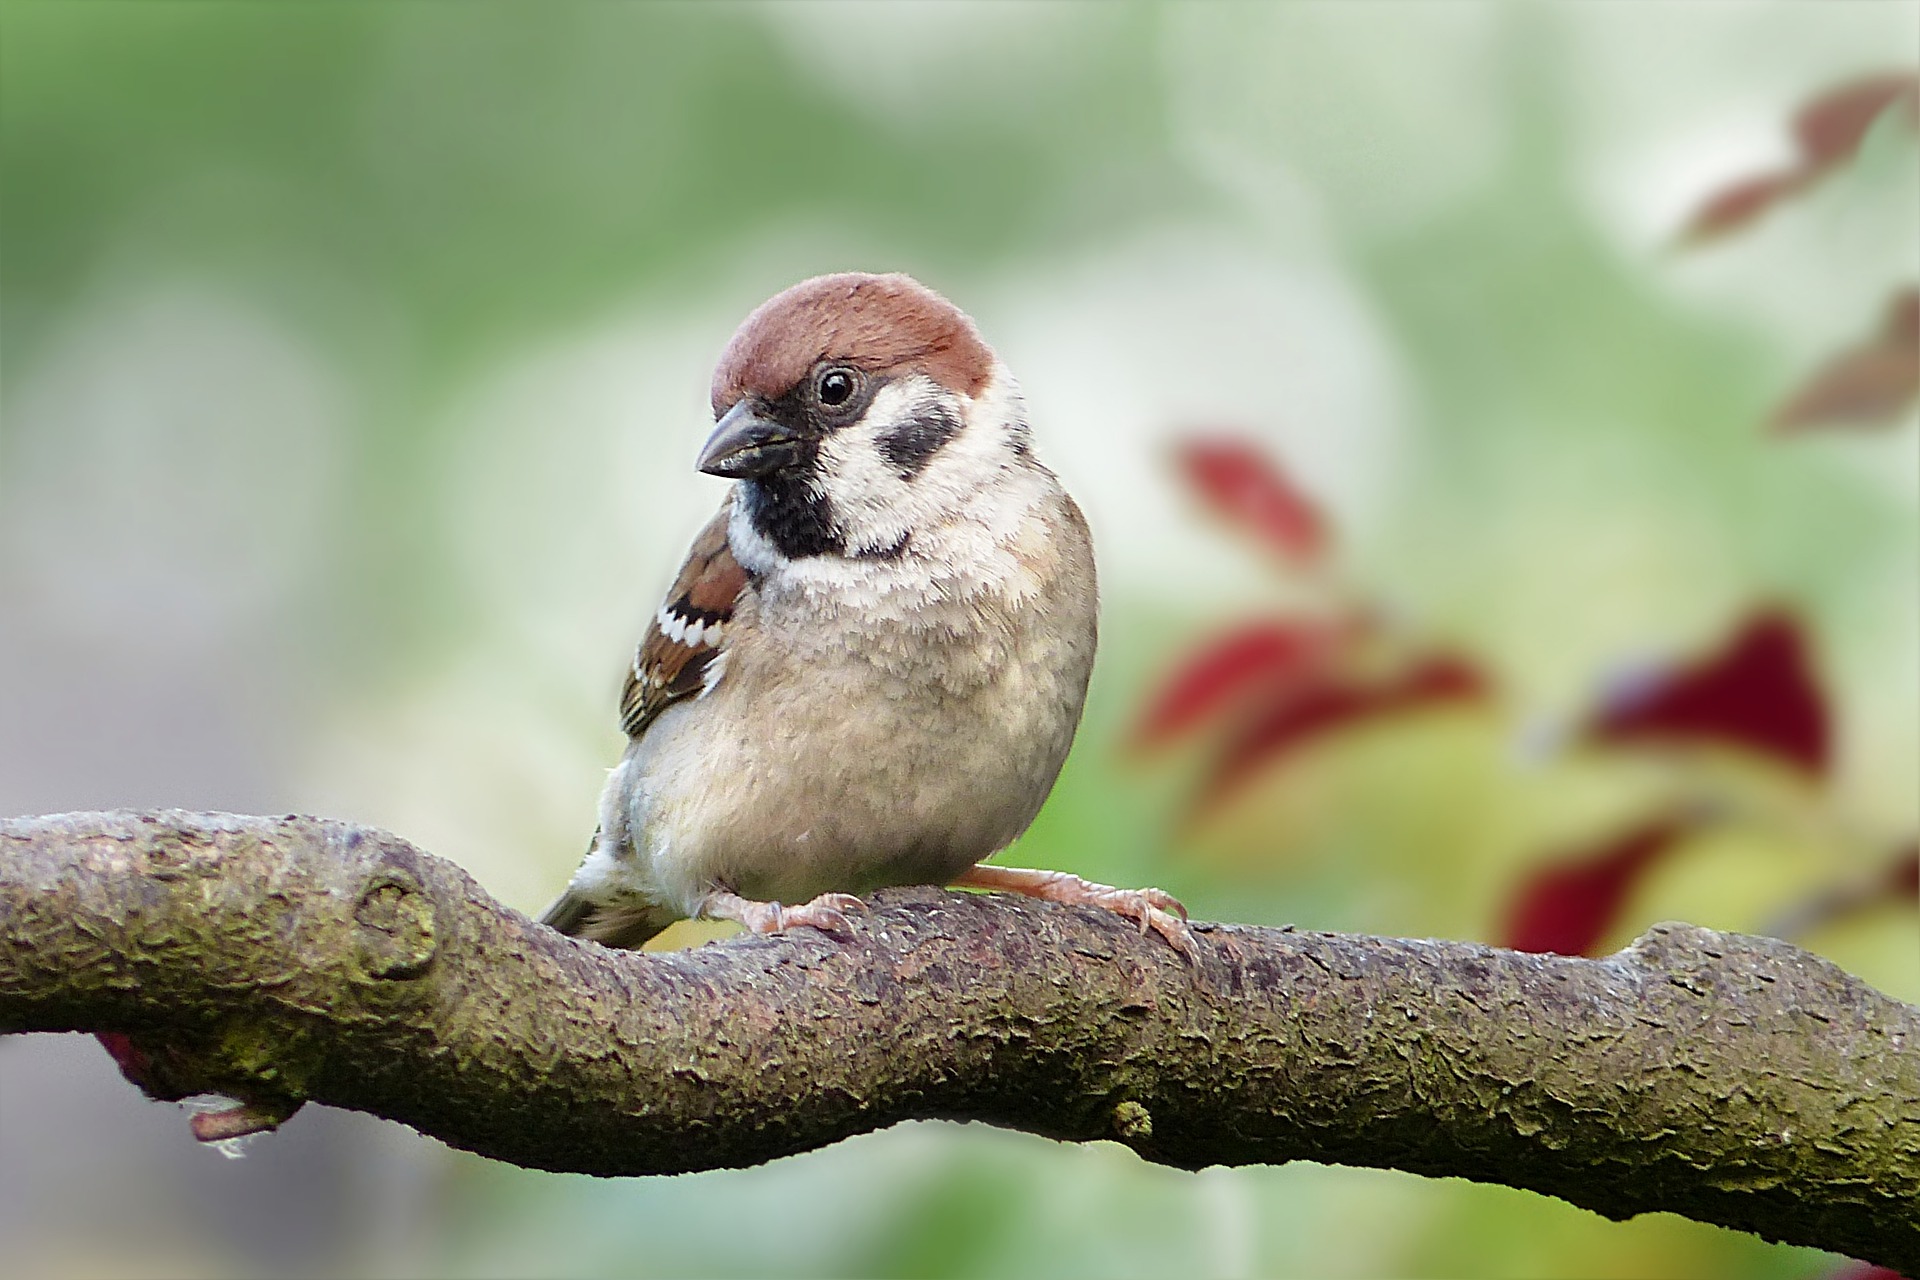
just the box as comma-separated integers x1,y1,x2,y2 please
616,656,1081,912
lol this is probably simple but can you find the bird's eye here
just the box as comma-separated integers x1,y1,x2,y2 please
817,368,857,407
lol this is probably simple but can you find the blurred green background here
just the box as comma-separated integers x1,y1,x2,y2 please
2,4,1914,1278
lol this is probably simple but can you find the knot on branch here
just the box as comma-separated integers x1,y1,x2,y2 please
353,869,438,981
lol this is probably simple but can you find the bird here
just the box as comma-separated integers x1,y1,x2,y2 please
539,272,1192,956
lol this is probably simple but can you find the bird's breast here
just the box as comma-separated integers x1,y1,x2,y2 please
623,551,1094,911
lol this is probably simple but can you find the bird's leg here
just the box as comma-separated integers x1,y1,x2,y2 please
951,864,1196,959
697,887,867,938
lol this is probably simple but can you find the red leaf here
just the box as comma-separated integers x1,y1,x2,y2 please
1676,171,1806,246
1793,72,1920,175
1132,619,1352,748
1197,651,1488,806
1677,72,1918,247
1176,438,1329,564
1584,609,1830,779
1772,288,1920,432
1503,813,1693,956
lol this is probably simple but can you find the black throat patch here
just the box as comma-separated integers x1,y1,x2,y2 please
740,461,843,560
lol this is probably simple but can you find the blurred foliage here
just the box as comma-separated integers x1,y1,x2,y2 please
2,4,1916,1279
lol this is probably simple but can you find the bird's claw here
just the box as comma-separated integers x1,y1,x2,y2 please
737,891,867,938
951,865,1198,961
1092,886,1198,961
1137,887,1189,921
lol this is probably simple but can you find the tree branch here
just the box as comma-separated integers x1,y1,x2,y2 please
2,811,1914,1270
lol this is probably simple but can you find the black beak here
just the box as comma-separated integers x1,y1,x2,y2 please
697,401,801,479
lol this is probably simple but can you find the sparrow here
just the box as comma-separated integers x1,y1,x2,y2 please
539,272,1192,955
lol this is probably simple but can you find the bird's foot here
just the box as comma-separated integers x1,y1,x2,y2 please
951,864,1196,960
700,888,867,938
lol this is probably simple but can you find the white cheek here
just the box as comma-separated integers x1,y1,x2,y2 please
815,378,938,553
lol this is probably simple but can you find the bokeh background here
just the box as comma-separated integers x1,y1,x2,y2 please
2,4,1915,1278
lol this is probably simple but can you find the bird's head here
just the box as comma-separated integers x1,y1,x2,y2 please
702,272,1035,562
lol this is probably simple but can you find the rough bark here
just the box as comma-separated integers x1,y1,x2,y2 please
1,810,1914,1271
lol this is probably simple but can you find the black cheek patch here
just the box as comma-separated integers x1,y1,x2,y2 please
877,404,961,481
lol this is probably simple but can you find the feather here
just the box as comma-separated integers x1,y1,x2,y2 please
619,496,746,739
537,887,677,949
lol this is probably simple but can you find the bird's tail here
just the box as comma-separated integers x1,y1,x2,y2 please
537,830,678,951
537,887,678,951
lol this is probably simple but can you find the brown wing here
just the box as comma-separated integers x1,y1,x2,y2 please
619,498,748,739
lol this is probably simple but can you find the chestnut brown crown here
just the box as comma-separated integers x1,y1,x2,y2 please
710,273,995,417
